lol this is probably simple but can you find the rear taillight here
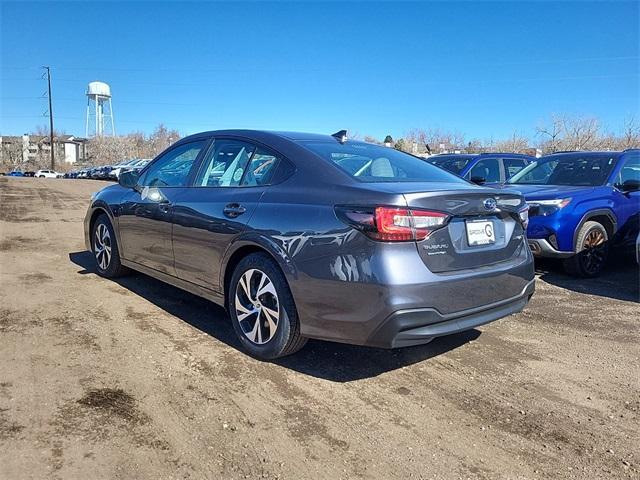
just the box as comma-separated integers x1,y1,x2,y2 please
336,206,449,242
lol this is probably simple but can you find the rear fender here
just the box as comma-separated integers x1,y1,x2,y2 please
219,233,298,296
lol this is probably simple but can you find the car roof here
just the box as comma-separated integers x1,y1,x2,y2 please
541,151,623,159
431,154,477,159
479,152,533,158
178,129,347,145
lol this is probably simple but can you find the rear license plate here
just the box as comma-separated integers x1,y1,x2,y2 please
466,219,496,246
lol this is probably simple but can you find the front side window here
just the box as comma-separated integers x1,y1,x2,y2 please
468,159,501,183
302,141,466,184
509,154,618,186
613,154,640,187
196,139,256,187
139,141,205,187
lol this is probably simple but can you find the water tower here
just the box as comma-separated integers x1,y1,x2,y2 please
85,81,115,137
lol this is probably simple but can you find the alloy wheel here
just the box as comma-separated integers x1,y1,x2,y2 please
234,268,280,345
94,223,112,270
580,229,606,275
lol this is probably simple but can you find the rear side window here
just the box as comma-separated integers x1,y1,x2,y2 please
196,139,256,187
240,148,280,186
301,141,466,183
468,158,501,183
503,158,528,179
614,154,640,186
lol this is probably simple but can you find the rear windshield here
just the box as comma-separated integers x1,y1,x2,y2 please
430,156,473,175
508,154,617,186
302,142,467,183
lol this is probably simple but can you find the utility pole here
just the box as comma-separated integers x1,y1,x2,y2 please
43,66,54,170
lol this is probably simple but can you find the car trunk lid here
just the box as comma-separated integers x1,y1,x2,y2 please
403,189,526,273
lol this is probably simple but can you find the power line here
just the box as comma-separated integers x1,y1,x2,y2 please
2,56,638,73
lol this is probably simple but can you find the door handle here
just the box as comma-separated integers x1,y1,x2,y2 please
158,202,172,214
223,203,247,218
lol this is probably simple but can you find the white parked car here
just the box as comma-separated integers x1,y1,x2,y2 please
35,169,63,178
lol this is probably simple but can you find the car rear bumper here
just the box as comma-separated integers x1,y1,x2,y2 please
528,238,573,258
366,279,535,348
291,240,535,347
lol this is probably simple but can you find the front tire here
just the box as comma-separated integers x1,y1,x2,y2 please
91,214,129,278
563,221,609,278
229,253,307,360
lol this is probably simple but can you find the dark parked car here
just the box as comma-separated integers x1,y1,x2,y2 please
90,166,112,180
429,153,534,184
85,130,535,359
494,149,640,277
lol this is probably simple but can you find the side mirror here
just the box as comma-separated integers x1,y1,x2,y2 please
620,179,640,193
118,170,139,189
470,176,486,185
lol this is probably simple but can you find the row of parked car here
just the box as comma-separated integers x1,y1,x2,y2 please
5,169,64,178
65,158,151,180
3,158,151,181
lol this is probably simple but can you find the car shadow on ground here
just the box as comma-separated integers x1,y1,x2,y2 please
536,253,639,303
69,250,480,382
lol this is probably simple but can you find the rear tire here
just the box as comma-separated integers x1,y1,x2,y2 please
228,253,307,360
91,214,130,278
563,221,609,278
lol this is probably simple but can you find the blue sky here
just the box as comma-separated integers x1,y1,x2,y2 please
1,1,638,140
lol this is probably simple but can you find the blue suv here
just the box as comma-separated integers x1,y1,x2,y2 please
497,149,640,277
429,153,534,184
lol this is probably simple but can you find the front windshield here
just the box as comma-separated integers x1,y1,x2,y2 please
508,154,617,186
430,156,472,175
302,142,467,184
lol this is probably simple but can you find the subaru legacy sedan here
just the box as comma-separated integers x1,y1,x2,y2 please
84,130,535,359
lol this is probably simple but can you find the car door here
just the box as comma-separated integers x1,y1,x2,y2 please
118,140,207,275
172,139,283,291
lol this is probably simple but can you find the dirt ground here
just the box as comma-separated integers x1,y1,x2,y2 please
0,177,638,480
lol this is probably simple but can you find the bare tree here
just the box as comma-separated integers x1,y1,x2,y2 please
618,117,640,149
0,138,24,169
85,124,181,165
400,128,466,154
536,115,563,153
535,114,617,153
491,132,530,153
33,124,67,138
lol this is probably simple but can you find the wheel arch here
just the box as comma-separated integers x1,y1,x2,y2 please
573,209,617,250
88,203,122,251
220,236,297,305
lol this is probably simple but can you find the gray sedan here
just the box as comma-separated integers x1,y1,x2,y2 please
84,130,535,359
